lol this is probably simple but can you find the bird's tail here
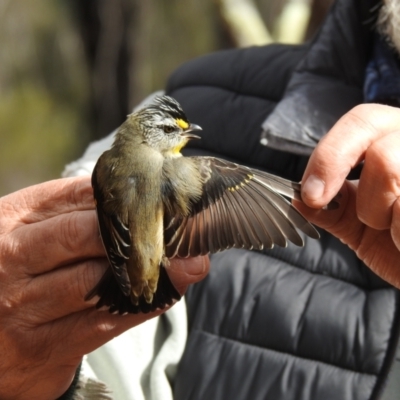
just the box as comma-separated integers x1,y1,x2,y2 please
85,265,181,314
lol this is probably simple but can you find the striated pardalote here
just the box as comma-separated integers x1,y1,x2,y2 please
86,96,326,314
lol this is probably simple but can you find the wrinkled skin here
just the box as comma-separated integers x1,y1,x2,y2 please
299,103,400,288
0,176,209,399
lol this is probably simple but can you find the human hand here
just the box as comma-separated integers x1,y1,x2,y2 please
0,176,209,400
296,104,400,288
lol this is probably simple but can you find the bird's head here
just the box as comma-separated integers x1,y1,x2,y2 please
130,95,202,157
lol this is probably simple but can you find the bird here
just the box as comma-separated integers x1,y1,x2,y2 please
85,95,324,314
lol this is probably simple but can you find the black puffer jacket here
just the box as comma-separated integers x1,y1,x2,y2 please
166,0,400,399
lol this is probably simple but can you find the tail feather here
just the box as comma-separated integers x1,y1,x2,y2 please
85,266,181,314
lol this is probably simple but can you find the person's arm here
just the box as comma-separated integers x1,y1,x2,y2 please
0,176,208,400
297,103,400,287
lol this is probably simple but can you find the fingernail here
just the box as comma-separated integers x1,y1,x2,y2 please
302,175,325,200
185,257,206,275
171,256,208,276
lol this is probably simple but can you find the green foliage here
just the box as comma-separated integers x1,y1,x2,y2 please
0,0,90,196
0,83,84,195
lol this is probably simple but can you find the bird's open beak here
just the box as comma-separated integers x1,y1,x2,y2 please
182,123,202,139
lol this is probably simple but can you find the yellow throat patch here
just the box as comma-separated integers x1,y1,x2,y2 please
170,118,190,155
172,139,188,155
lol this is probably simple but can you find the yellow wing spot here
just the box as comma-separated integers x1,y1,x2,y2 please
176,118,189,130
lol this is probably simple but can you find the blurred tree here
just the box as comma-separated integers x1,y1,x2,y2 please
216,0,274,47
273,0,313,43
68,0,222,140
0,0,90,195
0,0,331,196
219,0,332,46
256,0,333,43
304,0,335,40
68,0,133,141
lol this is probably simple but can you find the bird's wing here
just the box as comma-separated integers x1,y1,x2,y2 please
89,164,132,297
164,156,320,258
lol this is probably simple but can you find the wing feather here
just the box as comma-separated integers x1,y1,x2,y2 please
212,197,231,250
243,182,304,246
164,156,320,258
86,165,132,298
252,177,320,239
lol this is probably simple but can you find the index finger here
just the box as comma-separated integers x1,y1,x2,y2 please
301,104,400,208
0,176,94,230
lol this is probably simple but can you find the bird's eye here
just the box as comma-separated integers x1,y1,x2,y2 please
163,125,175,134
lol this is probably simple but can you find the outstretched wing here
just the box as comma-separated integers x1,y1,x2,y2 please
164,157,320,258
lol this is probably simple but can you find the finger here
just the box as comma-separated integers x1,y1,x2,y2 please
21,258,109,323
354,221,400,288
47,307,165,358
22,256,208,323
7,210,104,275
295,182,400,289
57,258,208,356
0,177,94,231
357,132,400,230
28,256,208,323
391,199,400,254
295,181,365,250
63,256,210,352
166,256,210,294
301,104,400,208
39,257,210,356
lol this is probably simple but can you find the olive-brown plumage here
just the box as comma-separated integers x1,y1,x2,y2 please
86,95,321,314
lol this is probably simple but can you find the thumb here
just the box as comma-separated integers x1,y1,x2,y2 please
295,180,364,251
167,256,209,294
301,104,400,208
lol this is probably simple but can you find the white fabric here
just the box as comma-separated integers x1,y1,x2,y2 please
80,302,188,400
63,92,188,400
